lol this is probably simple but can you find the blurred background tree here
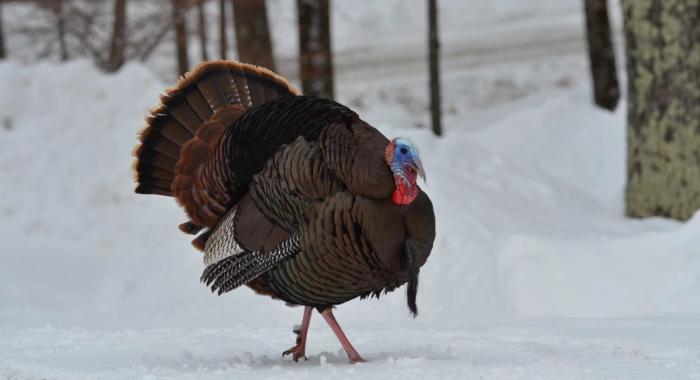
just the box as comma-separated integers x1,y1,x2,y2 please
218,0,227,59
0,0,5,60
52,0,69,61
106,0,126,71
196,0,208,61
232,0,275,71
583,0,619,111
297,0,333,99
428,0,441,136
172,0,189,75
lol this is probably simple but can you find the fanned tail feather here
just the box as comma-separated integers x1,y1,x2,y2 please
132,60,300,248
133,60,300,198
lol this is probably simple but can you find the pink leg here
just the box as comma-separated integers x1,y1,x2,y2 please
320,309,366,363
283,306,312,361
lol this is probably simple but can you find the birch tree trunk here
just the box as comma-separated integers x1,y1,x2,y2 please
232,0,275,70
623,0,700,220
584,0,619,111
297,0,333,99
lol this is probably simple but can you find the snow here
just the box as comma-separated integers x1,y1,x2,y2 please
3,318,700,379
2,2,700,379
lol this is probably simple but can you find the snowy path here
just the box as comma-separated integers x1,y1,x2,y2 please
3,317,700,379
333,16,588,83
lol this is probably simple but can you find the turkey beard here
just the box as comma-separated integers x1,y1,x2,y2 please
405,241,420,317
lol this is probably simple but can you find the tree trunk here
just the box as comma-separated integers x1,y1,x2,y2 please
584,0,620,111
219,0,227,59
197,0,209,61
173,0,190,76
232,0,275,70
54,0,68,61
428,0,442,136
0,1,6,60
623,0,700,220
106,0,127,72
297,0,333,99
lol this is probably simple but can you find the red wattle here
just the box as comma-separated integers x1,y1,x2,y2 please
392,181,418,205
392,189,406,204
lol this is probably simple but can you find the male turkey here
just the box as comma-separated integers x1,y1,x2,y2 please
133,61,435,363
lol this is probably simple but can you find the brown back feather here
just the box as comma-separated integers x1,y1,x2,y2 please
319,121,395,199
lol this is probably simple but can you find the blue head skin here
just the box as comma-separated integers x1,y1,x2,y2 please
384,138,426,205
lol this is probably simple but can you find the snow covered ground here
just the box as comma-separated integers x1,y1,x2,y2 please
2,2,700,379
3,316,700,379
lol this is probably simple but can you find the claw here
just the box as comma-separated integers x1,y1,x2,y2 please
283,307,313,362
282,331,304,361
282,332,306,361
282,345,307,362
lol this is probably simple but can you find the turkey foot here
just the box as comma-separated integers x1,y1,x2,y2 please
283,306,312,361
320,309,367,364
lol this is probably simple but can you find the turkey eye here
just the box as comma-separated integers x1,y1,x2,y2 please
399,147,408,155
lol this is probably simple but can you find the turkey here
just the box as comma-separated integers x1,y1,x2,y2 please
132,60,435,363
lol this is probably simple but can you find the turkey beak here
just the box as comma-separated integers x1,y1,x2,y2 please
409,158,426,183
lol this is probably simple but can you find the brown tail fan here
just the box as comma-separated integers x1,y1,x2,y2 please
132,60,300,244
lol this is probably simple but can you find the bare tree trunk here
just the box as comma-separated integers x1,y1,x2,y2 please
428,0,442,136
584,0,620,111
0,1,6,60
197,0,208,61
53,0,69,61
106,0,127,72
219,0,227,59
172,0,190,76
624,0,700,220
297,0,333,99
232,0,275,70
